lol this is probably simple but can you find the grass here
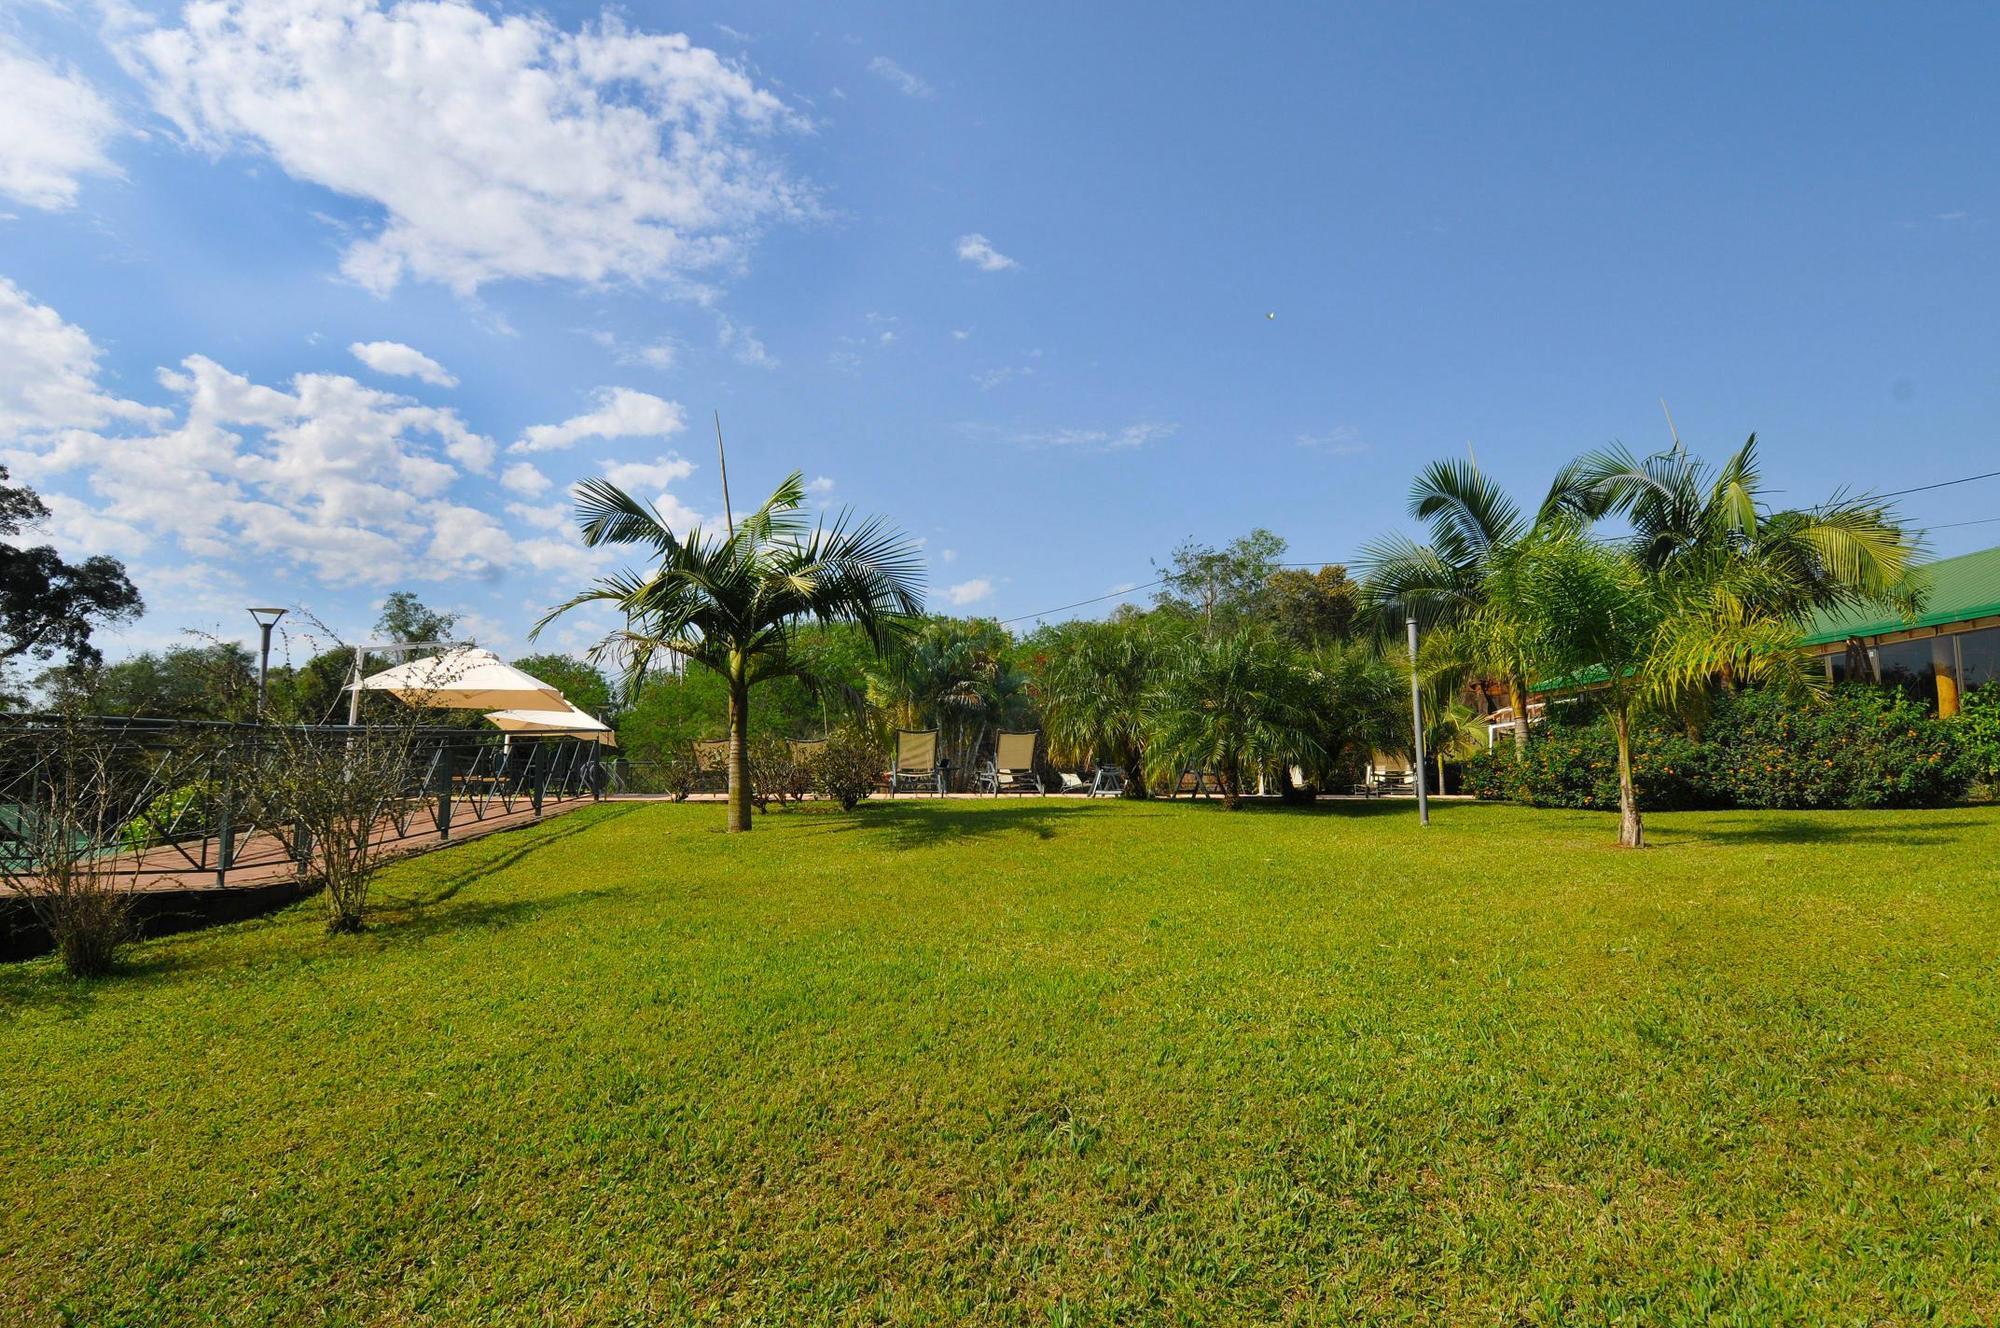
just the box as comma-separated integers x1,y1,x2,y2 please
4,797,1999,1326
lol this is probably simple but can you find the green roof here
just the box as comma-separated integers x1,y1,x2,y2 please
1799,544,2000,646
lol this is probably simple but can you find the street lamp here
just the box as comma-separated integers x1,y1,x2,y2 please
248,607,286,720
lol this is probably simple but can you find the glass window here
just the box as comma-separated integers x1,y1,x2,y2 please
1873,639,1937,704
1955,627,2000,693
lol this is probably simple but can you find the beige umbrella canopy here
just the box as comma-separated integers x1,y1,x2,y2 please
354,647,570,713
484,704,618,746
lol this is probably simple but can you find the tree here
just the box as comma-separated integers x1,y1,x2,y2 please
1359,460,1590,755
40,643,256,722
536,471,924,832
510,653,616,718
1029,615,1185,796
375,592,461,646
1145,631,1323,809
1267,564,1359,647
0,466,142,668
1302,641,1409,790
867,617,1029,784
1154,528,1287,638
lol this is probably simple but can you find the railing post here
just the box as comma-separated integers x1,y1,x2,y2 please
529,742,546,817
215,777,234,888
434,741,453,841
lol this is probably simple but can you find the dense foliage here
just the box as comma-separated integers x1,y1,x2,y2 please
1464,686,1971,810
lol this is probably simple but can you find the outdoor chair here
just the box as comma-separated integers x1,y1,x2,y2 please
1056,772,1090,795
692,739,730,793
888,729,946,795
977,730,1044,794
1089,765,1127,798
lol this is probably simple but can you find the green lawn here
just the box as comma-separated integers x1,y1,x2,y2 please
5,799,1999,1326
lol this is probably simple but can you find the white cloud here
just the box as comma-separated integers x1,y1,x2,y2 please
951,328,971,340
501,461,551,495
940,548,957,563
974,420,1177,451
0,277,167,436
1296,425,1367,455
0,40,123,211
867,56,933,99
945,577,993,606
128,1,813,294
513,387,685,454
0,281,515,587
350,339,457,387
602,455,696,492
806,475,834,495
955,233,1017,272
716,314,776,367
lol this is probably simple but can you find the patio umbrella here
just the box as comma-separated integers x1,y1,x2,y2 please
484,704,618,745
353,647,570,712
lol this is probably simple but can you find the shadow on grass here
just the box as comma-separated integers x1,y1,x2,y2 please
1646,812,1990,849
374,803,641,912
809,799,1110,849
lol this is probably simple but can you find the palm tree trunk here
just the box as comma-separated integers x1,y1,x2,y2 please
1612,706,1642,849
1437,752,1447,794
1507,680,1529,757
726,670,752,833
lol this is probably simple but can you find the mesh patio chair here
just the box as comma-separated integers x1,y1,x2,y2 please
977,730,1044,794
888,729,945,795
692,739,730,793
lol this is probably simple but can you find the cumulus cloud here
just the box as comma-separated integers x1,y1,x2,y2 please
602,454,695,492
0,277,167,436
955,233,1017,272
350,339,457,387
0,40,123,211
867,55,933,99
805,475,834,495
513,387,685,454
945,578,993,606
127,1,813,294
716,314,775,367
500,461,551,496
0,280,511,586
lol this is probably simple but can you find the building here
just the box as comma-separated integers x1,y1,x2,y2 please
1802,543,2000,717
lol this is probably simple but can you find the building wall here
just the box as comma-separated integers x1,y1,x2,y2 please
1812,616,2000,716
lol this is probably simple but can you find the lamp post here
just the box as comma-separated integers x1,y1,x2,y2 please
248,607,287,720
1407,616,1429,827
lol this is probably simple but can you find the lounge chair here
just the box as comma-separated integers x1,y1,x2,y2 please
692,739,730,792
888,729,945,795
1089,765,1127,797
1057,771,1090,794
978,730,1044,794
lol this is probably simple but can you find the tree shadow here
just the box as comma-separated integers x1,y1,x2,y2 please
1645,813,1991,850
372,803,640,911
807,799,1107,849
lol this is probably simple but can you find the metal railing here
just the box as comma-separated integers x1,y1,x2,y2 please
0,715,606,889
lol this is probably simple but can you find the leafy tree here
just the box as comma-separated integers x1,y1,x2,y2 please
375,592,461,646
1154,528,1287,637
39,644,256,721
1028,615,1186,795
510,653,615,718
1145,631,1322,808
537,471,924,832
867,617,1029,783
0,465,142,668
1267,564,1359,647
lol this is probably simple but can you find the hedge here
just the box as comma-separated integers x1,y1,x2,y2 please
1462,685,1973,811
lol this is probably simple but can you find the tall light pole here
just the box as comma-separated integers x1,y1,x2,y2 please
1407,616,1429,827
248,607,286,720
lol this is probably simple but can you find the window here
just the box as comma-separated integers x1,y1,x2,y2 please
1873,639,1937,704
1955,627,2000,693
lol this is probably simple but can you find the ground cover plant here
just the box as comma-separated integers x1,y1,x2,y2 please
5,798,1999,1324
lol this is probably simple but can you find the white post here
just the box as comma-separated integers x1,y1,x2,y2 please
1408,617,1429,827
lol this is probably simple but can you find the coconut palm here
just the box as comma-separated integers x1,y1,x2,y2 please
535,472,924,832
1359,459,1593,754
1145,631,1323,809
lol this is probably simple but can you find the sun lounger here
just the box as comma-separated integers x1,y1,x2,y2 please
888,729,945,795
977,730,1043,794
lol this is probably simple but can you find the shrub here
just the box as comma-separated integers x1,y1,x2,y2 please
1466,685,1970,812
1957,681,2000,794
809,727,879,810
748,735,808,812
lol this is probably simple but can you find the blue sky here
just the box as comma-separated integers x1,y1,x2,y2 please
3,2,1998,666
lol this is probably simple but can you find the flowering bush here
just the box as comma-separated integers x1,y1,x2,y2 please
1463,685,1972,811
1958,681,2000,794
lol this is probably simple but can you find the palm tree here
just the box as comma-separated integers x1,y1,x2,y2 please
535,472,924,832
1419,677,1484,793
1145,631,1323,809
1298,640,1407,792
1576,435,1920,633
868,618,1030,786
1031,617,1181,797
1360,459,1592,754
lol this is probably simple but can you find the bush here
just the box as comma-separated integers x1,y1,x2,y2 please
1465,685,1971,812
809,727,879,810
748,735,809,811
1958,681,2000,793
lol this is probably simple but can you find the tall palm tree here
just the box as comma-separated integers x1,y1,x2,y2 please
1031,616,1181,797
535,472,924,832
1360,459,1592,754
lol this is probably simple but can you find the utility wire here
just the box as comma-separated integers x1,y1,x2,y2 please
1870,468,2000,501
995,559,1361,627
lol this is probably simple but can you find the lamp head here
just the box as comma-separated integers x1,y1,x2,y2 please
248,606,288,627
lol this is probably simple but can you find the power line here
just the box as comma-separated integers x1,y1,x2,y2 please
1870,468,2000,501
1918,515,2000,532
994,559,1359,627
